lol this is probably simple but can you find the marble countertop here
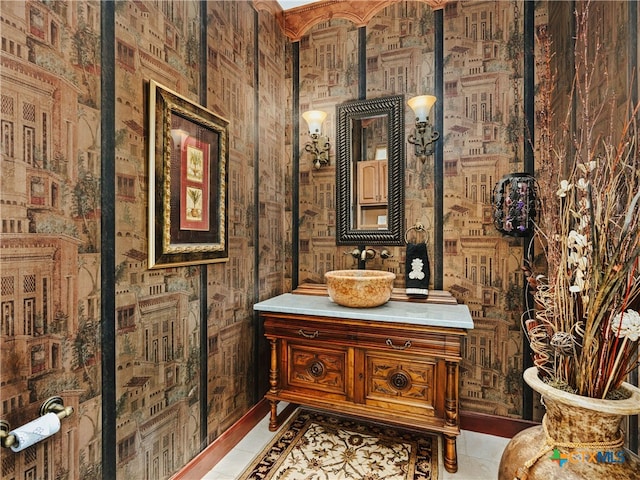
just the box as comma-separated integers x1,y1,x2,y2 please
254,293,474,329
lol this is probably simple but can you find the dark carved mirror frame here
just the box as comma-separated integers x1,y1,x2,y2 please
336,95,405,245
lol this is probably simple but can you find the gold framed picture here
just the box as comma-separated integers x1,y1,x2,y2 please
148,80,229,268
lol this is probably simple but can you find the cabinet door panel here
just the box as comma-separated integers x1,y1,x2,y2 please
358,161,380,204
287,343,349,397
365,353,436,416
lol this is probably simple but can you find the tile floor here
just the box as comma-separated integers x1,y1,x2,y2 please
203,403,511,480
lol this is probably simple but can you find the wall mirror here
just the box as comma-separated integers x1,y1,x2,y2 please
336,95,405,245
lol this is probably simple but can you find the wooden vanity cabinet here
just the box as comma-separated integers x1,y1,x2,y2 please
263,311,466,473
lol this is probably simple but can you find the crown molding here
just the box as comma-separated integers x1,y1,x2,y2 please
254,0,447,41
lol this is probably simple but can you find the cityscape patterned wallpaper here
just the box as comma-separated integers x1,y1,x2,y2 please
113,2,205,479
113,1,288,478
1,1,103,478
441,1,526,418
295,1,527,418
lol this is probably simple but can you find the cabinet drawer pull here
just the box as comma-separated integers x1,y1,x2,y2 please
385,338,412,350
298,329,319,339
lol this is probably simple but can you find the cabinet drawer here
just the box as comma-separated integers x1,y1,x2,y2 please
356,328,461,358
364,352,436,416
264,314,463,360
265,316,357,344
286,343,350,398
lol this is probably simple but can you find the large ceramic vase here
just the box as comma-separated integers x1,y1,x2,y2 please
499,367,640,480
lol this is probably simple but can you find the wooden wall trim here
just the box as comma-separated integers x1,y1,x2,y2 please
460,410,537,439
169,400,270,480
171,400,297,479
254,0,449,41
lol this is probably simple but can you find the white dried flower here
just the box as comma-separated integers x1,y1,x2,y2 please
576,256,588,271
570,273,585,293
556,179,573,197
567,249,587,265
577,160,597,174
576,177,590,191
568,230,588,248
610,310,640,341
567,251,581,267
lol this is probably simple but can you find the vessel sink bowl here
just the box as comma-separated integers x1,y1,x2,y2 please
325,270,396,308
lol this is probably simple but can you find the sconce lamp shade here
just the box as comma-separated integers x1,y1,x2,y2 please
407,95,437,122
302,110,327,134
170,128,190,150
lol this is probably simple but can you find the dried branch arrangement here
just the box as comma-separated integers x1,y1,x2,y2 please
525,0,640,399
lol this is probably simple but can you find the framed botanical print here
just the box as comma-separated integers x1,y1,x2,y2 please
148,80,229,268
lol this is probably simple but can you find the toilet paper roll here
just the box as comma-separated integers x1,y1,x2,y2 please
9,412,61,452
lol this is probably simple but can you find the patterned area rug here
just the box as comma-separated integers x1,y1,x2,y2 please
238,408,438,480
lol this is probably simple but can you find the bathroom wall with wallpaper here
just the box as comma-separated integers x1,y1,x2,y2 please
112,1,288,478
0,1,288,479
293,0,637,422
113,3,204,478
295,1,528,418
1,1,103,478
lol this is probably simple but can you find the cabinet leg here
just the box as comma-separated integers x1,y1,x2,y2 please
268,338,279,394
444,361,459,427
268,399,279,431
443,434,458,473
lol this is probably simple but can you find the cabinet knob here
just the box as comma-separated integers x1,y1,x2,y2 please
389,371,411,390
308,361,325,378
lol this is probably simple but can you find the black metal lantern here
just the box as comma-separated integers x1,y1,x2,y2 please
492,173,537,237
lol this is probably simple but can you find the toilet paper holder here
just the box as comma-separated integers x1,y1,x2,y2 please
0,396,73,449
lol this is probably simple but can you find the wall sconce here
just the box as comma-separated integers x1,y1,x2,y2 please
407,95,439,162
302,110,330,169
492,172,537,237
